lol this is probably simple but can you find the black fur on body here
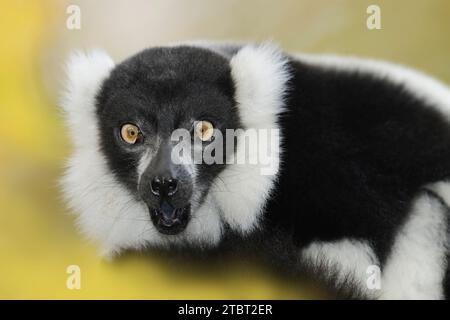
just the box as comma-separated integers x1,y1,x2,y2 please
263,57,450,297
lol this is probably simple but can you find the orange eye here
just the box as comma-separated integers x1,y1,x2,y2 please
194,120,214,141
120,124,141,144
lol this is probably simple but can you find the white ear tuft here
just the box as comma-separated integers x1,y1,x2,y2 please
230,42,291,129
61,50,114,147
62,49,114,112
212,43,290,235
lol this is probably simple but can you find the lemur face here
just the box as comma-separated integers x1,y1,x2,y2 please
95,47,239,235
61,43,288,255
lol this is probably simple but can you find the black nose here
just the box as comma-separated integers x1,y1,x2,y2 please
150,176,178,198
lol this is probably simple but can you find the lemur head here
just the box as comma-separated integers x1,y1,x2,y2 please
61,43,289,257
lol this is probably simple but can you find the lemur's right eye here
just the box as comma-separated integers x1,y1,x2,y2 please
120,124,141,144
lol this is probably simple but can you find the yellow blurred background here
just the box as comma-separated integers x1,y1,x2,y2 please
0,0,449,299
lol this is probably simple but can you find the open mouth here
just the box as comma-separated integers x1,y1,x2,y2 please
149,203,191,235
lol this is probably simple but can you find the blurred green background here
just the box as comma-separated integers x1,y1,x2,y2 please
0,0,448,299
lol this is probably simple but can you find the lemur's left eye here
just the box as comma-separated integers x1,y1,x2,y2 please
120,123,141,144
194,120,214,141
